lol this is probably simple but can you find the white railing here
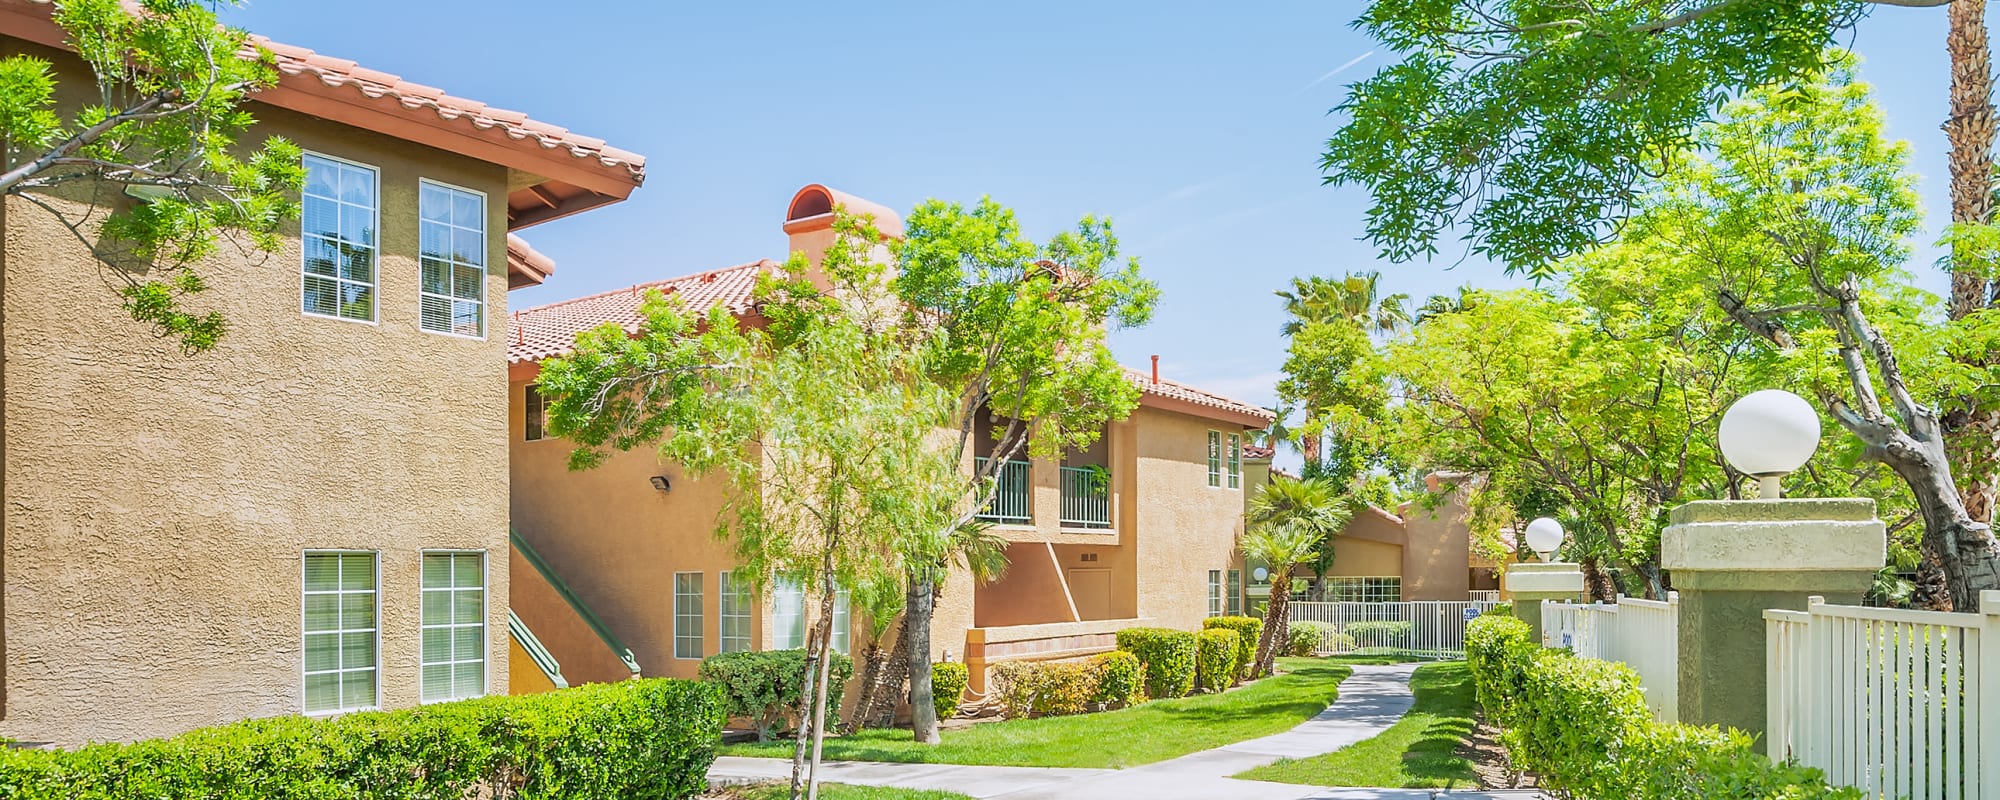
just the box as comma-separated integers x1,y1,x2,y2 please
1057,465,1110,528
1291,600,1502,658
973,458,1031,524
1765,592,2000,800
1470,590,1501,602
1540,593,1680,722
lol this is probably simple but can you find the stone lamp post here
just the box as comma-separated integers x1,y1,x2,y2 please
1663,389,1883,750
1505,517,1585,646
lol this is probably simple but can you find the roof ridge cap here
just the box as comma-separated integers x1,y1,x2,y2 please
515,259,776,316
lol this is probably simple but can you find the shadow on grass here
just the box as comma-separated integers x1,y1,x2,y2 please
1234,661,1479,789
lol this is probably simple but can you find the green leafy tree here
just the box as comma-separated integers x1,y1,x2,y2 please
5,0,302,353
1275,273,1406,469
1241,476,1354,677
540,212,965,800
890,197,1156,744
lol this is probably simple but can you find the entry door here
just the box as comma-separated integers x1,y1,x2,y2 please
1066,568,1112,620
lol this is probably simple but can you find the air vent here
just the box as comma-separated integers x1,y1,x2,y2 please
1080,553,1098,562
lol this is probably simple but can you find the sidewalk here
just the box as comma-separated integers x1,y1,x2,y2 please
707,663,1545,800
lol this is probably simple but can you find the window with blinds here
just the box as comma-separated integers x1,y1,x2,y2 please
1207,431,1222,487
1227,569,1243,616
830,587,850,655
301,154,378,323
675,572,705,659
420,552,486,702
418,180,487,337
303,551,377,714
771,579,848,652
1207,569,1224,617
1227,433,1242,489
524,384,547,442
719,571,753,653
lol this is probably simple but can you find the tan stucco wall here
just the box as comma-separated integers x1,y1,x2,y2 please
1,43,513,744
1130,407,1252,630
972,543,1078,627
508,545,633,686
1401,482,1475,601
508,638,561,695
1325,538,1404,578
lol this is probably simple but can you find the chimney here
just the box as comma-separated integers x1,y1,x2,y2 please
1150,355,1159,384
782,184,906,286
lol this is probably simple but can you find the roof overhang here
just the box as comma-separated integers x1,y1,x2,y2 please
1136,393,1271,429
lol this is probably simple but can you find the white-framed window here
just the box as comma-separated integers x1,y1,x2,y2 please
420,551,486,702
1326,576,1403,603
302,551,378,714
524,384,548,442
674,572,704,659
418,180,487,337
830,587,851,655
1227,433,1242,489
719,571,753,653
1227,569,1243,616
1207,431,1222,487
772,579,806,650
1207,569,1224,617
301,153,378,323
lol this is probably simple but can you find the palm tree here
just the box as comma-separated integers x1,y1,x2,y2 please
1241,476,1354,678
856,521,1009,730
1414,285,1483,324
1250,406,1297,453
1276,273,1410,467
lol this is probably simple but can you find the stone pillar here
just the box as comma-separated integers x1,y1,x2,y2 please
1503,562,1584,647
1661,499,1883,751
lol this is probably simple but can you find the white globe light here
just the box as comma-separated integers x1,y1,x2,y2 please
1720,390,1821,482
1525,517,1564,562
1252,567,1269,582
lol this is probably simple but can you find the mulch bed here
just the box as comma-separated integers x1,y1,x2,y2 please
1462,714,1539,790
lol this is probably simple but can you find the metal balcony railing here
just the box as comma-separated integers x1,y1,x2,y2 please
973,457,1032,524
1059,466,1111,528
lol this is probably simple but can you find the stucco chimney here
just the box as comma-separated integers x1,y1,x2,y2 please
782,184,905,284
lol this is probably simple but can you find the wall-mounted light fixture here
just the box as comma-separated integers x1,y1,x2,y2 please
648,475,671,492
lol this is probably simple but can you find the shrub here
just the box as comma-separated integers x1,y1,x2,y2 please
1344,620,1413,649
1202,615,1261,679
0,678,724,800
697,648,854,741
1115,627,1197,698
1287,620,1348,656
931,662,969,721
1485,602,1513,617
1089,650,1142,708
1195,628,1238,691
1464,614,1861,799
993,660,1098,718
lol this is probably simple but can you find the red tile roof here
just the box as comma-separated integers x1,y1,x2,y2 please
1243,444,1275,460
1125,370,1274,428
507,261,777,363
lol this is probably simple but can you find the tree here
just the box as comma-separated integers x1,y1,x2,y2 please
1277,306,1391,485
890,197,1156,744
5,0,302,353
1241,476,1353,677
850,520,1009,732
540,212,965,800
1324,0,2000,602
1276,273,1407,469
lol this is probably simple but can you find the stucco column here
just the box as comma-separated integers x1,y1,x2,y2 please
1661,499,1883,751
1504,562,1584,647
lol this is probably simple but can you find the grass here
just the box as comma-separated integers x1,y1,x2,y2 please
721,656,1361,769
1234,661,1478,789
710,783,970,800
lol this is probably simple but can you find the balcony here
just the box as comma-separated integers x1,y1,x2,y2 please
1059,465,1111,529
974,457,1032,525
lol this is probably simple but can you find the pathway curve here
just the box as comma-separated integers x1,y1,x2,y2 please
707,663,1545,800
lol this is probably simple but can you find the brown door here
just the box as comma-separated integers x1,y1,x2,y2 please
1066,568,1112,620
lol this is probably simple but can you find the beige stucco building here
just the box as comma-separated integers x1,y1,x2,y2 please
0,4,643,745
506,185,1273,697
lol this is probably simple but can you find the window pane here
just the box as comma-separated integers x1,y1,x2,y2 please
303,633,339,672
304,594,338,632
453,554,482,588
339,166,373,206
420,184,451,222
420,295,452,334
422,591,450,626
422,555,451,589
338,281,373,321
305,161,338,199
421,665,452,702
453,626,483,660
453,227,484,267
452,263,483,300
339,203,371,247
304,236,340,276
341,669,375,709
305,673,340,712
341,555,375,590
303,275,339,317
340,593,375,631
304,555,340,591
422,627,450,663
420,256,450,294
454,662,485,697
454,301,483,337
341,632,375,670
453,590,483,625
452,191,481,229
339,243,374,283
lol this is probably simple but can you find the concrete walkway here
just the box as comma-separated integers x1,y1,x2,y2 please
708,663,1544,799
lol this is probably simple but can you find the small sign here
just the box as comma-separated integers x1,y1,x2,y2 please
1561,633,1573,648
1462,607,1481,621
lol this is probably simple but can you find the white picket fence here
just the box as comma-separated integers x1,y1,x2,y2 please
1291,600,1501,658
1540,593,1681,722
1764,591,2000,800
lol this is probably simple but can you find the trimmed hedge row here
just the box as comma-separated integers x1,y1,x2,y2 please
993,660,1098,718
697,649,853,741
1115,627,1197,699
1090,650,1142,707
1201,615,1261,680
1288,621,1349,656
0,678,724,800
1194,628,1238,692
1343,620,1412,648
931,662,970,721
1465,615,1860,799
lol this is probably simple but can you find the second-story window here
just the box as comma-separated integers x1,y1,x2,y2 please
419,181,487,337
1207,431,1222,487
1227,433,1242,489
302,154,378,323
524,384,547,442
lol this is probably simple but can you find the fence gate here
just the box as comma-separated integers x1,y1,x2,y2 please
1289,600,1502,659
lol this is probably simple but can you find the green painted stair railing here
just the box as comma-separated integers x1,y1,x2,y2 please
509,527,642,677
507,609,570,690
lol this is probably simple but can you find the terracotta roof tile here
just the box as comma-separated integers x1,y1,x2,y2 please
507,261,777,363
1243,444,1275,459
1124,369,1274,426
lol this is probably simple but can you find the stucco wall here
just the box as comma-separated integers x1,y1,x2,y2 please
508,638,561,695
1401,481,1475,601
1130,406,1252,630
2,43,513,744
1325,537,1404,578
508,544,633,686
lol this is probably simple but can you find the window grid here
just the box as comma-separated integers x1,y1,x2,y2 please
1326,576,1403,603
674,572,705,659
1207,570,1224,617
303,551,378,714
1206,431,1222,487
300,154,378,323
772,580,805,650
524,384,547,442
1227,434,1242,489
418,180,487,337
830,588,851,655
420,552,486,703
1227,569,1243,616
719,571,753,653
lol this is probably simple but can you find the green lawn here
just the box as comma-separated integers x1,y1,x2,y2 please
721,656,1358,769
1234,661,1478,789
712,783,969,800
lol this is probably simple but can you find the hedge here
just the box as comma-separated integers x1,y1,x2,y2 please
1287,620,1348,656
1089,650,1142,708
1201,615,1261,680
697,649,854,741
931,662,969,721
1195,628,1238,692
0,678,723,800
1343,620,1412,649
993,660,1098,718
1463,615,1861,799
1115,627,1197,699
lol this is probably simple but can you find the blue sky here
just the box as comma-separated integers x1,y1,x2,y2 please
227,2,1964,420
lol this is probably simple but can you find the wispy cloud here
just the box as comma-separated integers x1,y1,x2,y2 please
1298,50,1375,94
1113,178,1225,223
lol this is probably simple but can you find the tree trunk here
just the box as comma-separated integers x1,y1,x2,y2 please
795,575,841,800
1945,0,2000,544
844,640,886,736
1579,555,1617,602
905,570,941,744
1250,565,1294,678
1871,425,2000,611
868,612,911,728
